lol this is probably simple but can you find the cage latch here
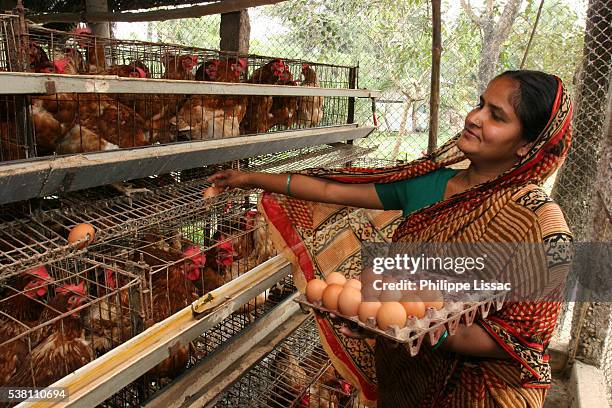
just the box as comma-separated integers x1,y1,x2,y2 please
192,292,232,319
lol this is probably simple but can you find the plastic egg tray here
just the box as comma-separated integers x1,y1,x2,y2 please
295,292,506,356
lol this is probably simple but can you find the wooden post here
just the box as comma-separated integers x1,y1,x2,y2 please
219,9,251,177
219,10,250,54
428,0,442,154
85,0,110,37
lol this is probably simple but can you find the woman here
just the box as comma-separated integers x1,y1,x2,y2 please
208,70,573,407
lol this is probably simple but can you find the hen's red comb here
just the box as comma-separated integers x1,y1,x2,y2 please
26,265,51,281
57,280,87,296
129,67,146,78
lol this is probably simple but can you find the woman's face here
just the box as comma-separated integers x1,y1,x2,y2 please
457,76,531,166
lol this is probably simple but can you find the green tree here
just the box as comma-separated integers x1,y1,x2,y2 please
150,16,220,49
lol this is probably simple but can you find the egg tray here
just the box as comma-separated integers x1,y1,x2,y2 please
295,292,506,356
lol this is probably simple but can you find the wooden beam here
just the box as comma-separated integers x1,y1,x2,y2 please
220,10,250,54
85,0,110,37
28,0,287,24
427,0,442,154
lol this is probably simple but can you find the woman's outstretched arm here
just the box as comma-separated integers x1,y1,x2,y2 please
208,170,385,210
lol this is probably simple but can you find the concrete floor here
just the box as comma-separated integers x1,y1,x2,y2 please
544,377,570,408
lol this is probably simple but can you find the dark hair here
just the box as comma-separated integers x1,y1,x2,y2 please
496,70,558,142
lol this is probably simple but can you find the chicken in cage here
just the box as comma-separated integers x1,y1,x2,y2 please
0,20,355,163
0,255,144,391
76,189,278,382
215,317,359,408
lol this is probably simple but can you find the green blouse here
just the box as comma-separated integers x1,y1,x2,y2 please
374,168,459,217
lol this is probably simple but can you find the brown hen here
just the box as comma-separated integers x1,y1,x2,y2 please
5,281,93,389
171,58,248,140
241,59,289,134
0,267,52,386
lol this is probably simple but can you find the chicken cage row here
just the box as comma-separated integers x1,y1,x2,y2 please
0,143,376,405
213,316,360,408
0,16,358,162
0,254,144,393
0,183,296,401
0,250,298,405
0,143,373,275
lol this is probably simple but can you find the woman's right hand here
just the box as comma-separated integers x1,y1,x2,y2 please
207,169,253,190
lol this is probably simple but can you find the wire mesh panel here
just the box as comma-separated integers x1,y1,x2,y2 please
0,254,144,389
246,1,593,162
213,316,358,408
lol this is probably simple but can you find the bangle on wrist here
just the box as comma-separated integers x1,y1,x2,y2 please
432,330,449,350
286,174,293,196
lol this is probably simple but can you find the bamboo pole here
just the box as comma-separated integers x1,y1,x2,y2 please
29,0,286,24
428,0,442,154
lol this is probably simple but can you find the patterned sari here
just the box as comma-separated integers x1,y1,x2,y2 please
259,77,573,407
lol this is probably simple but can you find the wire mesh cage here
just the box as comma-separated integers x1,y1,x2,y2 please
213,316,359,408
0,254,145,389
0,18,357,162
99,274,297,408
88,183,276,317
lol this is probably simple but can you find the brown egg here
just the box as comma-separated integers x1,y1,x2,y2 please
358,301,381,323
305,279,327,303
321,284,344,311
67,223,95,249
337,287,362,316
378,288,403,303
376,301,407,331
400,296,426,318
419,289,444,310
325,272,347,287
203,186,222,198
361,278,380,301
344,278,362,291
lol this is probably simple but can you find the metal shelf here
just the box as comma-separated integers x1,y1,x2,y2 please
0,125,374,206
142,290,307,408
0,72,380,98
